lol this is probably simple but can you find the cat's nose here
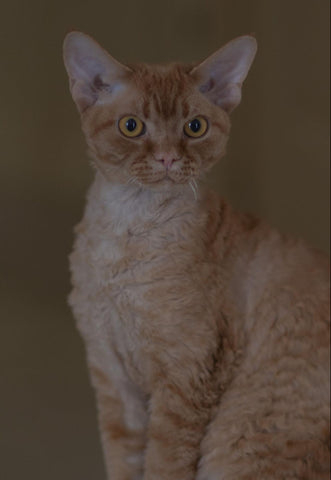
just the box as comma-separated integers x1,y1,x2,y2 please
154,153,180,169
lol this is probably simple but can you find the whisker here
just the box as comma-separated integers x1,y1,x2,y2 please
127,175,144,192
189,180,198,201
192,178,198,192
127,176,138,185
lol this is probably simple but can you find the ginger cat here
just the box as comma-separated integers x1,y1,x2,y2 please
63,32,330,480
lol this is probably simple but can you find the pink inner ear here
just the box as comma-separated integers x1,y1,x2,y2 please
197,74,243,113
93,74,111,91
199,78,215,94
216,84,242,113
64,32,132,113
70,79,98,113
68,53,108,88
192,36,257,113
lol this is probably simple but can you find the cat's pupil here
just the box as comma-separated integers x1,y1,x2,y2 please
189,119,201,133
126,118,137,132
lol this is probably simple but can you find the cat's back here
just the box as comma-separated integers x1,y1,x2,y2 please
214,203,330,416
224,205,329,313
225,208,330,360
197,208,330,480
247,219,329,325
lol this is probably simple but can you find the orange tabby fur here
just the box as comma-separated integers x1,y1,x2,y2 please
63,32,330,480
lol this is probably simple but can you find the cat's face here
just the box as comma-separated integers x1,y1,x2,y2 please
81,64,230,189
63,32,257,191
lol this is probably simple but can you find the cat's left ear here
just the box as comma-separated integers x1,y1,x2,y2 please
190,36,257,113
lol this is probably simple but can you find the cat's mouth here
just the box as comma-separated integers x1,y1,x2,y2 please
150,171,191,186
137,172,198,199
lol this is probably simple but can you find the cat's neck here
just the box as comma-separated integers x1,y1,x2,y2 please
84,171,207,235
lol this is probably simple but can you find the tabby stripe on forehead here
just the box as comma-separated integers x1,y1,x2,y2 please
165,93,178,118
90,119,114,137
152,92,162,115
162,84,181,118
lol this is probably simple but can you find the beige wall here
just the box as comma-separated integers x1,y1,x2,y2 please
1,1,329,479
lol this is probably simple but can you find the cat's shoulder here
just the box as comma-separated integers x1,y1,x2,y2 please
210,194,330,296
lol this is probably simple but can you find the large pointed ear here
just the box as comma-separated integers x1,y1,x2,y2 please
190,36,257,113
63,31,131,113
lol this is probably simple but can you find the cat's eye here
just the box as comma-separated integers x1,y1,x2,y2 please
118,115,145,138
184,116,208,138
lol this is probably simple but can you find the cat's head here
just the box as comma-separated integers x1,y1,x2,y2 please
63,32,256,192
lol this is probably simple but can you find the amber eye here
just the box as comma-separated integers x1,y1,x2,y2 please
184,116,208,138
118,115,145,138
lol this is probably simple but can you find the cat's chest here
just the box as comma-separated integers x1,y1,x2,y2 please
70,181,218,382
71,216,200,387
76,182,202,294
72,198,194,311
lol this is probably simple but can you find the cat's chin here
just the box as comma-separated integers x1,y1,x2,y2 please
136,176,194,195
146,176,191,189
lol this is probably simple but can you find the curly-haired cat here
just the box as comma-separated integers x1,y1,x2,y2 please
63,32,330,480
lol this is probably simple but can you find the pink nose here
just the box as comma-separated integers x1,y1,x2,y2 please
155,153,179,169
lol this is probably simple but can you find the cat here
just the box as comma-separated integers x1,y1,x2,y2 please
63,31,330,480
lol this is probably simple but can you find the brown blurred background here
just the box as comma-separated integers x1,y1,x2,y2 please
0,1,329,479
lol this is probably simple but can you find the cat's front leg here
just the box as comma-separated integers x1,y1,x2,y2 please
143,374,217,480
87,352,148,480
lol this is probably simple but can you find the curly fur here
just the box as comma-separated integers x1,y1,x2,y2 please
64,32,330,479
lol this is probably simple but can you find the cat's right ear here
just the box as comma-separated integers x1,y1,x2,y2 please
63,31,131,113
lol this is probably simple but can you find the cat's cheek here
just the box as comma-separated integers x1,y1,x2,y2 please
201,136,228,170
187,147,216,173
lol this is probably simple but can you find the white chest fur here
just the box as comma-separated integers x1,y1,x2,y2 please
69,173,210,389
